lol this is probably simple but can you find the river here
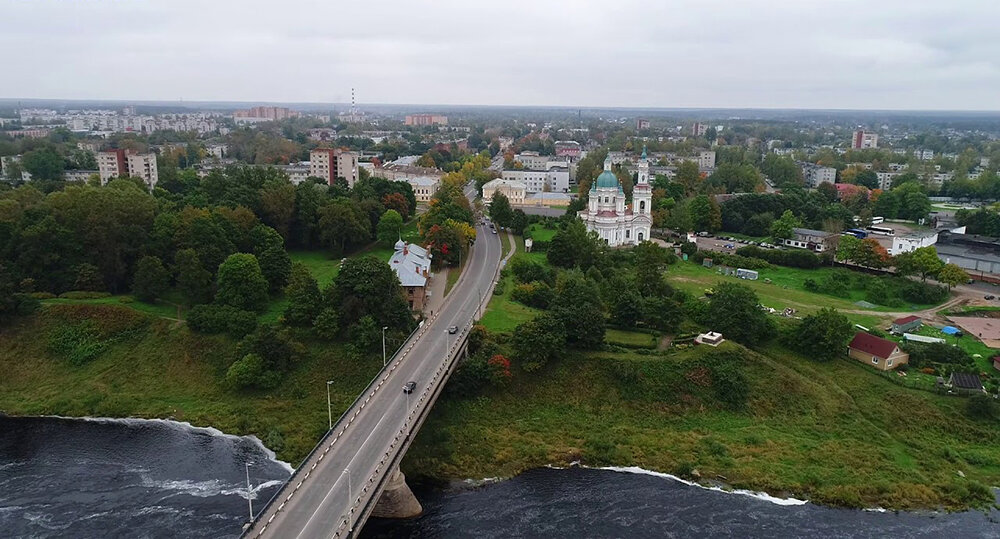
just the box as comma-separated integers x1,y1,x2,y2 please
2,416,998,538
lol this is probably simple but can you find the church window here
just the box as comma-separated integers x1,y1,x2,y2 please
604,197,609,203
626,229,630,238
640,201,645,213
638,232,644,241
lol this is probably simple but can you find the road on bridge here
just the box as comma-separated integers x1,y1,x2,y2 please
246,183,502,539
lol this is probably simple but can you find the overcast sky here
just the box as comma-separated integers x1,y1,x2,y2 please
3,0,999,110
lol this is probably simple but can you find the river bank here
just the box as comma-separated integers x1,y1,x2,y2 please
402,342,1000,511
3,305,1000,512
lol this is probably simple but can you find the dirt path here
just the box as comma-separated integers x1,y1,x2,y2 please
657,334,673,350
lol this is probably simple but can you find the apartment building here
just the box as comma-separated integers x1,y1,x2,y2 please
309,148,360,187
405,114,448,126
799,162,837,188
502,168,570,194
851,130,879,149
98,149,158,188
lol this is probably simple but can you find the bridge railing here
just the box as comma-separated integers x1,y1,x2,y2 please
245,318,428,536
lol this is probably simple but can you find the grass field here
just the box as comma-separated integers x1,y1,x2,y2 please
0,306,384,465
404,340,1000,510
500,230,512,259
480,272,542,333
907,324,998,374
525,223,557,242
667,261,939,322
605,328,658,348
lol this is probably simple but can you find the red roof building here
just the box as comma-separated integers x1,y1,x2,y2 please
847,332,909,371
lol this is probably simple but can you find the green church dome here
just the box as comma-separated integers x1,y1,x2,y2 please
593,170,620,189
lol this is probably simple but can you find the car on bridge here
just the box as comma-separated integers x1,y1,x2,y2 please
403,381,417,394
448,325,458,334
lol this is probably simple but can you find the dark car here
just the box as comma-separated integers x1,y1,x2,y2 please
403,381,416,394
986,295,996,300
448,325,458,334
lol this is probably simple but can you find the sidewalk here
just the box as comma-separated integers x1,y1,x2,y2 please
422,268,449,317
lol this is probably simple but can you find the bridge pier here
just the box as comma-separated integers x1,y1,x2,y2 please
371,466,422,519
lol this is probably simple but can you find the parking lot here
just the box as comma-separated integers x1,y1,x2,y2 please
694,235,779,254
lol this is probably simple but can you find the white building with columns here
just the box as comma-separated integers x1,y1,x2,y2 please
578,148,652,246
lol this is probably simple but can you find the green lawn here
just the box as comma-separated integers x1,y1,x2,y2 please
500,231,512,259
605,328,658,348
908,324,998,374
480,273,542,332
289,251,342,289
525,223,557,242
667,261,941,318
404,340,1000,510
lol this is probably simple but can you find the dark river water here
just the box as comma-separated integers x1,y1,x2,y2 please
2,416,999,538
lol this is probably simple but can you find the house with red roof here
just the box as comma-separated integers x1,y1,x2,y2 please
847,332,909,371
890,315,922,334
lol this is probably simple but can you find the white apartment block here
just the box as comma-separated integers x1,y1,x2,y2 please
800,162,836,188
698,150,716,171
876,171,899,190
126,153,158,188
502,168,570,194
97,149,158,189
513,151,570,171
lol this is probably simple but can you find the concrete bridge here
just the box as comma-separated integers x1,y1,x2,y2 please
244,187,506,538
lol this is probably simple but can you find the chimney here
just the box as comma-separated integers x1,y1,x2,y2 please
403,244,408,255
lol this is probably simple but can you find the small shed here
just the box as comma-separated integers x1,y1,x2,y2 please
695,332,725,347
948,372,985,395
903,333,944,344
891,315,922,334
736,268,759,280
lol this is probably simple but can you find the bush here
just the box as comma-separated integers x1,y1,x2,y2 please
29,292,57,299
187,304,258,338
48,322,107,366
58,291,112,299
705,349,751,410
966,394,997,420
736,246,821,268
511,281,554,309
899,280,948,304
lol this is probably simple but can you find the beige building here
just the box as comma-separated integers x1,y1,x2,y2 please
847,332,909,371
406,176,440,203
405,114,448,126
482,178,526,206
310,148,359,187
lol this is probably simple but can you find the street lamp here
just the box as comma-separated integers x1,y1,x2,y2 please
326,380,334,430
382,326,389,367
343,468,353,533
245,462,254,522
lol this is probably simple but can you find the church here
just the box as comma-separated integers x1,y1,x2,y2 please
578,147,652,246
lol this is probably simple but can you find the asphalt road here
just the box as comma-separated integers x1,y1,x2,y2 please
247,184,501,539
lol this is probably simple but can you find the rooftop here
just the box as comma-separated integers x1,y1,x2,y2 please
848,332,899,359
893,315,921,325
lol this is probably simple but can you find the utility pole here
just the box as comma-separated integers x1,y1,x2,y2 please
326,380,334,430
245,462,254,522
382,326,388,367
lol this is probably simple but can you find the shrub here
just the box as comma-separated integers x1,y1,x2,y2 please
736,245,821,268
966,394,997,420
511,281,555,309
29,292,57,299
48,322,107,366
58,291,111,299
187,304,258,338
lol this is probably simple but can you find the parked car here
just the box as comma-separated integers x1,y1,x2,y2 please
985,295,995,300
403,381,417,394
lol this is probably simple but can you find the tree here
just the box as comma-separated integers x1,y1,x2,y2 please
174,248,213,305
258,181,296,240
317,200,370,255
689,195,721,232
707,282,775,346
376,209,404,247
284,263,322,326
770,209,800,241
633,241,670,297
936,262,968,290
909,246,944,282
257,246,292,293
676,161,701,195
381,192,410,220
511,313,566,372
854,238,891,269
488,192,514,229
215,253,269,312
132,255,169,302
547,219,599,269
855,169,878,189
550,271,605,349
329,255,413,334
21,148,65,180
794,308,853,361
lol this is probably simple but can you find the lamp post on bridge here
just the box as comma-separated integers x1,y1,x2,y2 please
326,380,334,430
343,468,353,534
245,462,254,523
382,326,389,367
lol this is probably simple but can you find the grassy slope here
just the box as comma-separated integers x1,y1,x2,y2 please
404,341,1000,510
525,223,557,242
0,308,382,466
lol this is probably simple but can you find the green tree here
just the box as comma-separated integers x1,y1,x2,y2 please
937,262,969,290
689,195,721,232
794,308,853,361
547,219,599,269
317,200,371,255
855,169,878,189
132,255,169,302
489,192,514,229
283,263,322,326
707,282,775,345
174,248,213,306
257,246,292,293
550,271,605,348
909,246,944,282
376,209,404,247
329,255,413,333
770,209,801,241
511,313,566,372
676,160,701,195
215,253,269,312
21,148,66,180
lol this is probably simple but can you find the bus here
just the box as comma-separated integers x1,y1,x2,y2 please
842,228,868,239
871,216,885,225
866,225,895,236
